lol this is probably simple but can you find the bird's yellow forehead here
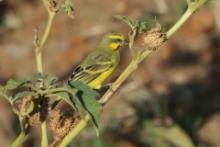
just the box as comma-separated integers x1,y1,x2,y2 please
108,34,125,41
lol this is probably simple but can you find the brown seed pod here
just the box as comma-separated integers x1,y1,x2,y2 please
135,22,166,49
12,96,34,117
27,98,49,126
49,109,80,141
28,111,41,126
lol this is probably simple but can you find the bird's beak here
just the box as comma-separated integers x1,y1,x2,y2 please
122,40,129,46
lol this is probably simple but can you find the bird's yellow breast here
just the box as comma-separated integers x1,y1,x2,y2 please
88,65,116,89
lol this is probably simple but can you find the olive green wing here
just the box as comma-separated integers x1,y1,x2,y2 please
68,51,114,85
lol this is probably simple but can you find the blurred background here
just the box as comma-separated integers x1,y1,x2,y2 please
0,0,220,147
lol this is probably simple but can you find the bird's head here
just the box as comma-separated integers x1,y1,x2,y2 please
99,33,126,51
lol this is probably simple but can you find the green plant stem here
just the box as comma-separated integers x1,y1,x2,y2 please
58,114,90,147
38,12,55,147
35,3,55,147
166,0,208,39
10,132,27,147
10,117,27,147
41,122,48,147
37,12,55,147
58,0,208,146
166,7,192,39
40,12,56,49
35,12,55,73
99,59,138,104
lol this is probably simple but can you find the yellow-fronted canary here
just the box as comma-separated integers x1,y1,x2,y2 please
68,33,125,89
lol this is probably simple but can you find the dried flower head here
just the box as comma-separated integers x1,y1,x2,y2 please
28,111,41,126
49,109,80,141
28,98,49,126
12,96,34,117
135,22,166,49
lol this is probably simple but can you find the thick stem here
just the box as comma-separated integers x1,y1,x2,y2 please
41,122,48,147
35,48,43,73
166,0,208,39
166,8,192,39
99,59,138,104
10,116,28,147
10,132,27,147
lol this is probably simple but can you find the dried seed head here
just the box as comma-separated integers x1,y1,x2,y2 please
49,109,80,141
47,0,63,12
28,111,41,126
12,96,34,117
27,98,49,126
135,22,165,49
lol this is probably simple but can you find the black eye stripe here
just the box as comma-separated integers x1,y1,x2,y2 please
114,39,122,42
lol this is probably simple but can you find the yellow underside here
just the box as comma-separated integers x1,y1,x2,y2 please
88,66,115,89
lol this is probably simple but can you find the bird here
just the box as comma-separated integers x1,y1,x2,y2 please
68,33,125,90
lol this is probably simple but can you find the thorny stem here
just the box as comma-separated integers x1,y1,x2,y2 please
59,0,208,146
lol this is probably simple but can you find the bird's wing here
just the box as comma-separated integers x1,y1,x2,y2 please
69,51,114,84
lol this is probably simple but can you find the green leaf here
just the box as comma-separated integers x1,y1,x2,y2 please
12,94,35,116
0,86,10,102
32,72,47,80
115,15,138,30
64,0,74,18
116,15,155,33
53,89,85,116
55,91,74,107
70,81,99,97
12,91,35,103
138,20,152,33
44,74,58,89
70,81,101,131
47,75,58,86
5,79,27,90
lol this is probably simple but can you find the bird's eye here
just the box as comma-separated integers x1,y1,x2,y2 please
115,39,122,42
